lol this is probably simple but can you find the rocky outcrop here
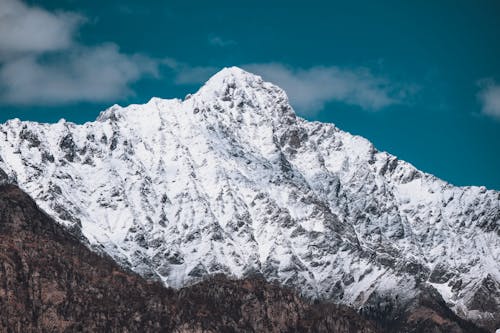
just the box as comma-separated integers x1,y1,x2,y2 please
173,276,380,333
361,285,489,333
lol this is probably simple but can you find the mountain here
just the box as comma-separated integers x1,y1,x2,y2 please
0,183,386,332
0,67,498,330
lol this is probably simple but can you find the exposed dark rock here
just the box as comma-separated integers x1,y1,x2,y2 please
19,127,41,148
466,274,500,329
402,286,489,333
0,168,8,185
429,263,454,284
188,263,208,278
41,151,55,163
59,134,77,162
361,286,488,333
174,275,378,333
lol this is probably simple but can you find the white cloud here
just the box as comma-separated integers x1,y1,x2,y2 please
243,63,415,114
0,44,159,105
0,0,83,59
477,79,500,120
0,0,160,105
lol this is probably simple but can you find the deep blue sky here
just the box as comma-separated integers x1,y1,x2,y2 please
1,0,499,189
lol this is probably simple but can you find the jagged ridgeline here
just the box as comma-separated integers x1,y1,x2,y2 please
0,67,498,331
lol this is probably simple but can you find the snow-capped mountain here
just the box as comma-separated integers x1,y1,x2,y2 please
0,67,498,328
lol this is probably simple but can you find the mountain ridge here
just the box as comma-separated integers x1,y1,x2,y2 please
0,66,498,330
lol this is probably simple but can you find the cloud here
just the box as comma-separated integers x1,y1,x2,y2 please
243,63,415,114
0,44,159,105
0,0,83,59
0,0,161,105
208,35,236,47
477,79,500,120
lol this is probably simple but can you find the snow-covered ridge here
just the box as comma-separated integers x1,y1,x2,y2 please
0,67,498,327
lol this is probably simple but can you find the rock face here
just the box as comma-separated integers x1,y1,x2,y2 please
0,184,384,332
175,276,486,333
0,67,498,330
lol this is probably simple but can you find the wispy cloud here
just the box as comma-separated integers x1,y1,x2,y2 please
477,79,500,120
208,35,236,47
0,0,161,105
0,44,158,105
243,63,416,114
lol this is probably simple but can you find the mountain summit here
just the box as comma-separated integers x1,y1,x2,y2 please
0,67,498,330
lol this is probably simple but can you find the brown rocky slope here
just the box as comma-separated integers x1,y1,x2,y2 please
0,184,489,332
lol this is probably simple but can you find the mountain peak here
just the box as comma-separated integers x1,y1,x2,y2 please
98,66,296,124
207,66,262,84
195,66,266,98
218,66,258,78
190,66,296,124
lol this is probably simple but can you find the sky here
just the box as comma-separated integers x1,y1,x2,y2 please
0,0,499,189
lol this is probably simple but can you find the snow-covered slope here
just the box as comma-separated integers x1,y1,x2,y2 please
0,67,498,327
